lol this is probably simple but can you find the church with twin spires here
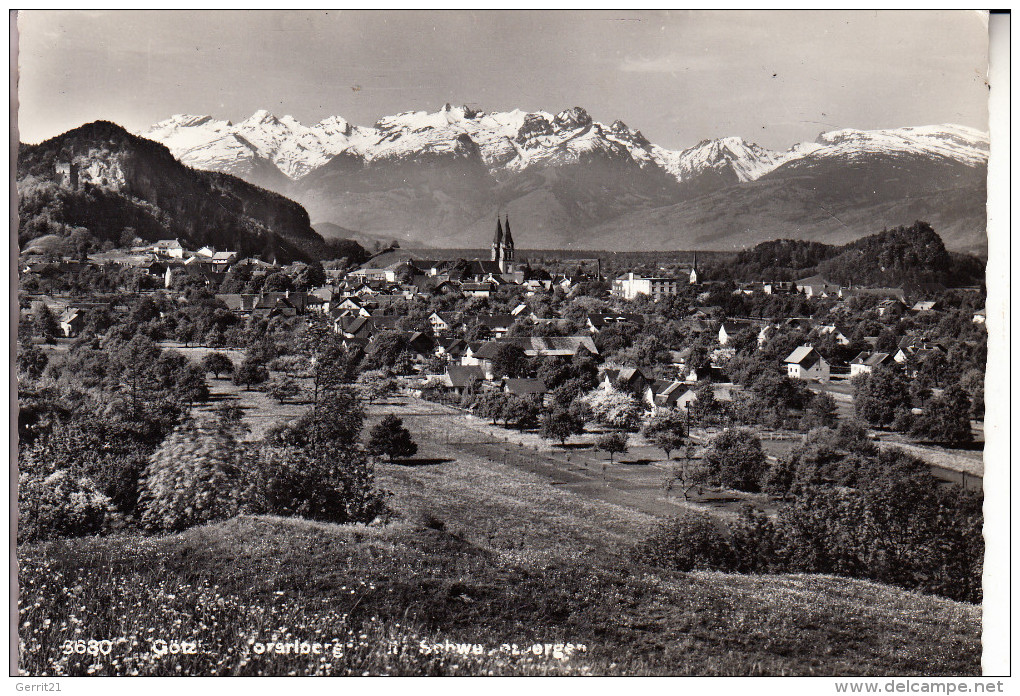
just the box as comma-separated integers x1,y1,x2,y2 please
491,214,515,273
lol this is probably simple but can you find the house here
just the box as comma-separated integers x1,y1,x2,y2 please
611,273,682,301
643,380,692,412
461,341,500,380
794,274,840,298
440,365,486,397
599,367,650,394
461,282,495,298
498,336,599,358
586,312,645,333
215,293,260,314
816,324,852,346
207,251,238,271
784,345,830,382
436,337,469,361
972,309,986,324
849,351,895,376
252,295,297,319
152,239,185,258
428,311,462,335
911,300,939,313
58,309,86,337
502,378,548,399
875,299,905,317
718,320,754,346
337,315,375,339
478,314,516,338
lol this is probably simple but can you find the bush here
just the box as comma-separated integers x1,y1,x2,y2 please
366,415,418,461
250,445,386,524
18,467,113,544
138,420,248,533
634,512,733,572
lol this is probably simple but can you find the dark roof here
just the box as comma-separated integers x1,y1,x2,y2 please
446,365,485,387
503,378,547,396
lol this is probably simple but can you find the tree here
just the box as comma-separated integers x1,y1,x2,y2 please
490,343,531,379
358,370,398,403
635,511,732,572
202,351,235,379
852,368,911,428
540,407,585,445
662,445,712,501
596,432,628,464
803,391,839,429
268,375,302,404
138,419,246,532
910,386,974,445
18,343,48,379
32,304,59,343
580,386,643,431
366,415,418,462
703,428,768,492
232,357,270,390
643,408,689,459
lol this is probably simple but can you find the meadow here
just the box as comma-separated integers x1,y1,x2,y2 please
17,394,982,676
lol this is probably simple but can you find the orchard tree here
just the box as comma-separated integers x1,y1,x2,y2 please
643,408,689,460
852,368,911,428
32,304,60,343
662,445,712,501
596,432,628,464
268,376,302,404
367,415,418,462
540,407,585,445
232,357,270,390
703,428,768,492
202,351,234,379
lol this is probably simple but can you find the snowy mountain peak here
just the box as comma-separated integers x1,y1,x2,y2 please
810,124,988,166
241,109,281,126
553,107,592,130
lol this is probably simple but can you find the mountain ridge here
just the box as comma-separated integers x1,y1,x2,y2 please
88,108,991,254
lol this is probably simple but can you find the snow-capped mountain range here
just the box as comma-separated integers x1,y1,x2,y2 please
139,105,989,253
142,104,987,185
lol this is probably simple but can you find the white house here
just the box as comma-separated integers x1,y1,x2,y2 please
611,273,681,301
153,239,185,258
784,345,830,382
849,351,895,376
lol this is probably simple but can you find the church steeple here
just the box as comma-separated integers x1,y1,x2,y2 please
689,251,698,285
499,214,515,273
491,216,504,263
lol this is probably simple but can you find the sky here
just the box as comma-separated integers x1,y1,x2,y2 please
15,10,990,151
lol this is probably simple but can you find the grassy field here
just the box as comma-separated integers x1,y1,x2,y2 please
17,345,984,675
17,391,982,676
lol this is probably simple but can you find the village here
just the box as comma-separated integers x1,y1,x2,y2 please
19,215,986,495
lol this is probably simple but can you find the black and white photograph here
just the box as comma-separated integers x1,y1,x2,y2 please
11,9,1007,683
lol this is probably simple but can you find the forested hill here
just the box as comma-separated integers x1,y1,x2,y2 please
17,121,331,263
717,222,984,287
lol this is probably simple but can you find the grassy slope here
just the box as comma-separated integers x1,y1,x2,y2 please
19,417,981,675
